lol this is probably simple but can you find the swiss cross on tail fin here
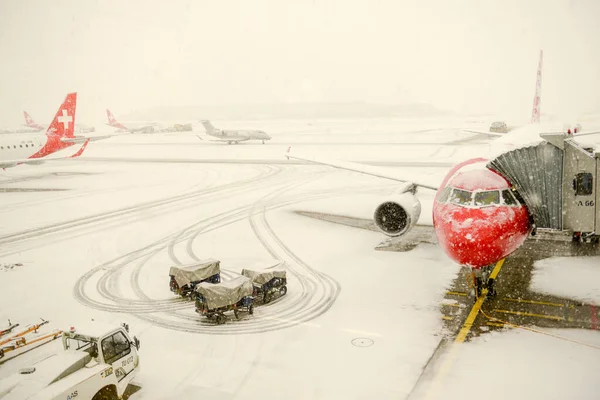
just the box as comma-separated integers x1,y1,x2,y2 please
24,111,34,125
47,93,77,139
531,50,543,124
106,109,117,124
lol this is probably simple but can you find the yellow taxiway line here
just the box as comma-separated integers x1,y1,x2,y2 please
455,258,504,343
446,291,467,297
501,297,565,308
492,309,565,321
422,259,505,400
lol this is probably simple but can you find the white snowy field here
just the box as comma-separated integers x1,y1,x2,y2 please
532,256,600,306
0,120,599,399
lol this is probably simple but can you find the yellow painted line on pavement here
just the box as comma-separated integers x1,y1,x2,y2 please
446,291,467,297
455,258,504,343
493,309,565,321
486,322,505,327
422,259,505,400
442,303,460,308
442,316,454,321
501,297,565,308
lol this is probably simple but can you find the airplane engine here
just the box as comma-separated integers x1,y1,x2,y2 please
373,193,421,237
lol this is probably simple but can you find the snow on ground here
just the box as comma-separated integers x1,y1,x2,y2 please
1,118,599,399
416,328,600,400
531,256,600,306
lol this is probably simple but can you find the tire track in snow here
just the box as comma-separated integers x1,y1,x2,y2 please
0,165,280,257
74,170,395,334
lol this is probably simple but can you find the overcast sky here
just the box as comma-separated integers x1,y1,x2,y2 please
0,0,598,124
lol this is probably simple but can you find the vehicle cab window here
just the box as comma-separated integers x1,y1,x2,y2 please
101,331,131,364
474,190,500,206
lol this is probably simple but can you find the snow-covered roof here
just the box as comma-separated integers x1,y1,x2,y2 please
63,321,124,339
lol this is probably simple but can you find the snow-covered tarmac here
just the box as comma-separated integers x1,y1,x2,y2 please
1,119,599,399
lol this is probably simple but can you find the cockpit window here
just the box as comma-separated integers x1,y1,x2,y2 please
436,187,452,203
501,190,518,205
474,191,500,206
449,189,473,206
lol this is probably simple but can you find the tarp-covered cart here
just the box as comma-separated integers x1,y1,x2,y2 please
241,261,287,304
194,276,254,324
169,259,221,297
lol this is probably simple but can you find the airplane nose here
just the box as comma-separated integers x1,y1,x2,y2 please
434,205,531,269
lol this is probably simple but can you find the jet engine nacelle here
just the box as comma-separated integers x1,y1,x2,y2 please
373,193,421,237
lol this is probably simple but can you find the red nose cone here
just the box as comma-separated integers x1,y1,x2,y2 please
433,203,531,269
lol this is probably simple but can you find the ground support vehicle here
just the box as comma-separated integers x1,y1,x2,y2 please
169,259,221,298
241,267,287,304
0,321,140,400
194,276,254,324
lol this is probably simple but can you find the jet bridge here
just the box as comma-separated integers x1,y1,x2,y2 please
487,133,600,238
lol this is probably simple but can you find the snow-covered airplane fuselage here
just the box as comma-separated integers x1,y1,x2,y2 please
432,158,531,269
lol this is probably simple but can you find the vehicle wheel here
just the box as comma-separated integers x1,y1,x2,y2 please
264,292,271,303
216,314,226,324
234,308,239,319
279,286,287,296
92,385,118,400
249,304,254,315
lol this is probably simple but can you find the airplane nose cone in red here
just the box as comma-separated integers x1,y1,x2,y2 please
433,203,531,269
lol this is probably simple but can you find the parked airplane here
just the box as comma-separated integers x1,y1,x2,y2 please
106,109,192,133
285,50,583,298
199,120,271,144
462,50,597,140
0,93,102,169
23,110,96,133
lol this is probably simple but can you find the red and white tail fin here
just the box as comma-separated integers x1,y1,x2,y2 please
23,111,44,130
46,93,77,138
530,50,543,124
106,109,128,130
106,109,118,125
24,111,35,126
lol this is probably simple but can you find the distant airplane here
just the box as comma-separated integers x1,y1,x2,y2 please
199,120,271,144
462,50,598,139
0,93,109,169
23,110,96,133
106,109,192,133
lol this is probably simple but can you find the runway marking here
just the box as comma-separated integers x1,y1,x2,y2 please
455,258,505,344
492,309,565,321
486,322,505,327
441,303,460,308
422,259,505,400
446,291,467,297
501,297,565,308
442,316,453,321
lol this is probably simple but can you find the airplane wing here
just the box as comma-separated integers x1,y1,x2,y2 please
60,135,113,143
0,139,90,169
461,129,504,137
285,147,441,192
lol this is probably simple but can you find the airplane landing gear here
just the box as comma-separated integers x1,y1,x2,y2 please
471,265,497,298
262,140,265,144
